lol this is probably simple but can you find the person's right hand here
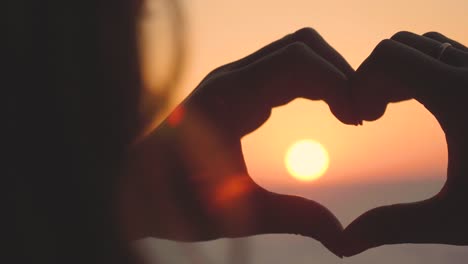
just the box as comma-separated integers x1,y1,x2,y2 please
119,28,355,257
342,31,468,256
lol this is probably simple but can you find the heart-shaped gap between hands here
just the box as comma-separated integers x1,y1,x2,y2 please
242,98,447,252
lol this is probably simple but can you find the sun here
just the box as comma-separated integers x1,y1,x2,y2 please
285,140,329,181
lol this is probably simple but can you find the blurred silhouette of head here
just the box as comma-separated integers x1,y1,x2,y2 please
4,0,184,263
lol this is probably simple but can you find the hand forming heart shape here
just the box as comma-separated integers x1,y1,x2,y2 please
119,28,468,258
341,31,468,256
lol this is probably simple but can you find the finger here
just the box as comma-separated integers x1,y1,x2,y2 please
255,189,343,257
350,39,460,122
193,41,357,138
423,31,468,52
391,31,468,67
341,197,468,257
291,28,355,76
227,42,357,127
204,28,354,80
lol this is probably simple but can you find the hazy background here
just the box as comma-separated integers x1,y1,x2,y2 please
136,0,468,263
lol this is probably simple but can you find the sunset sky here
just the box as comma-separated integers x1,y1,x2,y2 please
137,0,468,263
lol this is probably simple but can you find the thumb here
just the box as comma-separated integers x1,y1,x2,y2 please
341,197,458,257
254,190,343,257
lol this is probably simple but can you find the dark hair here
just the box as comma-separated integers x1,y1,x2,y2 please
5,0,143,263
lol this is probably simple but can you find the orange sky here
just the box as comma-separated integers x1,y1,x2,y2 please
140,0,467,189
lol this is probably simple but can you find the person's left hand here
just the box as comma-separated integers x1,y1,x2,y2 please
119,28,357,256
340,31,468,257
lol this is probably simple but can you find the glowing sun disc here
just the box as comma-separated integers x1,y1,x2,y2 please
285,140,329,181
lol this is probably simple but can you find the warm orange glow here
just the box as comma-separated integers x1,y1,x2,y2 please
141,0,462,188
285,140,329,181
167,105,185,127
213,177,252,208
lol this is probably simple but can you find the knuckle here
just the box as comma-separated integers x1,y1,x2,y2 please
293,27,323,43
390,31,413,41
422,31,443,39
294,27,319,38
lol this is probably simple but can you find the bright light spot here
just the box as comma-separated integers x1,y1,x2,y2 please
285,139,329,181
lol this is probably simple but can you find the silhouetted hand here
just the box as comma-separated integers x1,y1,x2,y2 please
119,28,356,256
342,31,468,256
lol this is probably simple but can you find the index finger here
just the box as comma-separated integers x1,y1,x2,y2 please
351,39,462,121
226,42,356,128
200,28,354,86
